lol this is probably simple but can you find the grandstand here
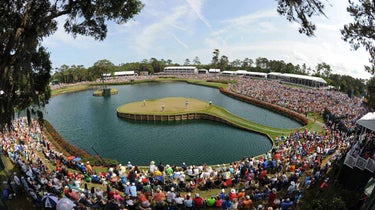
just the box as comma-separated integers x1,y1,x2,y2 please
198,69,208,74
268,72,327,88
208,69,221,74
221,71,236,76
163,66,198,74
218,70,326,88
236,70,267,79
220,70,267,79
102,71,137,78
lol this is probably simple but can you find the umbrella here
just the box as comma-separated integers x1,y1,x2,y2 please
67,156,75,161
42,193,58,208
155,175,165,183
57,197,75,210
73,157,81,162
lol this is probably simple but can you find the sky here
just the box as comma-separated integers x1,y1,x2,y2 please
43,0,373,80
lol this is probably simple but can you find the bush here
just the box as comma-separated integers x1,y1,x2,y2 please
310,197,346,210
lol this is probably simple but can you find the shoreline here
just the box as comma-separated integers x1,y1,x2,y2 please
46,78,314,166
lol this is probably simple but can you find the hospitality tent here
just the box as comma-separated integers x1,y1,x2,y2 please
357,112,375,131
358,112,375,209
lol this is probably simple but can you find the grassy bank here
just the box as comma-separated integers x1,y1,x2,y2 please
51,83,93,96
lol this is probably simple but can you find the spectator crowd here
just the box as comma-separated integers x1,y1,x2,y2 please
0,74,370,210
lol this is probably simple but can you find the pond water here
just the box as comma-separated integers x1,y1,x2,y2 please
44,82,301,165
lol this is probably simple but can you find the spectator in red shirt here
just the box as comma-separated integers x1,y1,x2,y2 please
193,193,204,209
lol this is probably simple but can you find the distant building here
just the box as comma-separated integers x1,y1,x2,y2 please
268,72,327,88
208,69,221,74
114,71,137,77
220,71,236,76
102,71,138,78
198,69,208,74
236,70,267,79
163,66,198,74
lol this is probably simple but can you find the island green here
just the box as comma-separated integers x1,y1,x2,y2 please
117,97,294,141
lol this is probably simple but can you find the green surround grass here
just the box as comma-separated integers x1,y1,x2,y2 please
117,97,294,140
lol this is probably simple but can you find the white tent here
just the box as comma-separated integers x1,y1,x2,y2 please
357,112,375,131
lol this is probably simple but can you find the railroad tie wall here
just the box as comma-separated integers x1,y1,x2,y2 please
118,112,232,125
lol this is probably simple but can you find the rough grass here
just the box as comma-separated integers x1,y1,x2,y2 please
51,84,93,97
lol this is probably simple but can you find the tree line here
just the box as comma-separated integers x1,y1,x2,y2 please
2,0,375,129
51,51,368,99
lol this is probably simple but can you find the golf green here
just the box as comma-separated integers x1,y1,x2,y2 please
117,97,211,114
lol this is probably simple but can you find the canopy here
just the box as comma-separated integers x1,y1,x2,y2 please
73,157,81,162
357,112,375,132
42,193,58,208
155,175,165,183
57,197,75,210
67,156,75,161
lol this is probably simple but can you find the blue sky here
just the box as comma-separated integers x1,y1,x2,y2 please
43,0,372,79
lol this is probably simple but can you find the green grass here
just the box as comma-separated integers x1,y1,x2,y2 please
51,78,324,146
1,78,329,208
51,84,93,96
46,78,325,163
118,97,295,142
92,88,118,96
203,104,294,139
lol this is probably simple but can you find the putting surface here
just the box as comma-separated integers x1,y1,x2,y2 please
117,97,211,114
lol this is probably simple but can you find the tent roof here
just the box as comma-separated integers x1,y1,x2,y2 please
268,72,327,84
114,71,135,76
282,73,327,84
165,66,197,70
365,177,375,196
235,70,267,76
357,112,375,131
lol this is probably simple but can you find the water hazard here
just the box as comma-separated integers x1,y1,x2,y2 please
44,82,301,165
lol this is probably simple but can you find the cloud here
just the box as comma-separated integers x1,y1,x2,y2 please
292,51,308,62
42,0,372,79
185,0,211,29
43,16,104,50
133,3,192,54
110,20,140,35
221,9,278,26
210,9,280,39
171,33,189,49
